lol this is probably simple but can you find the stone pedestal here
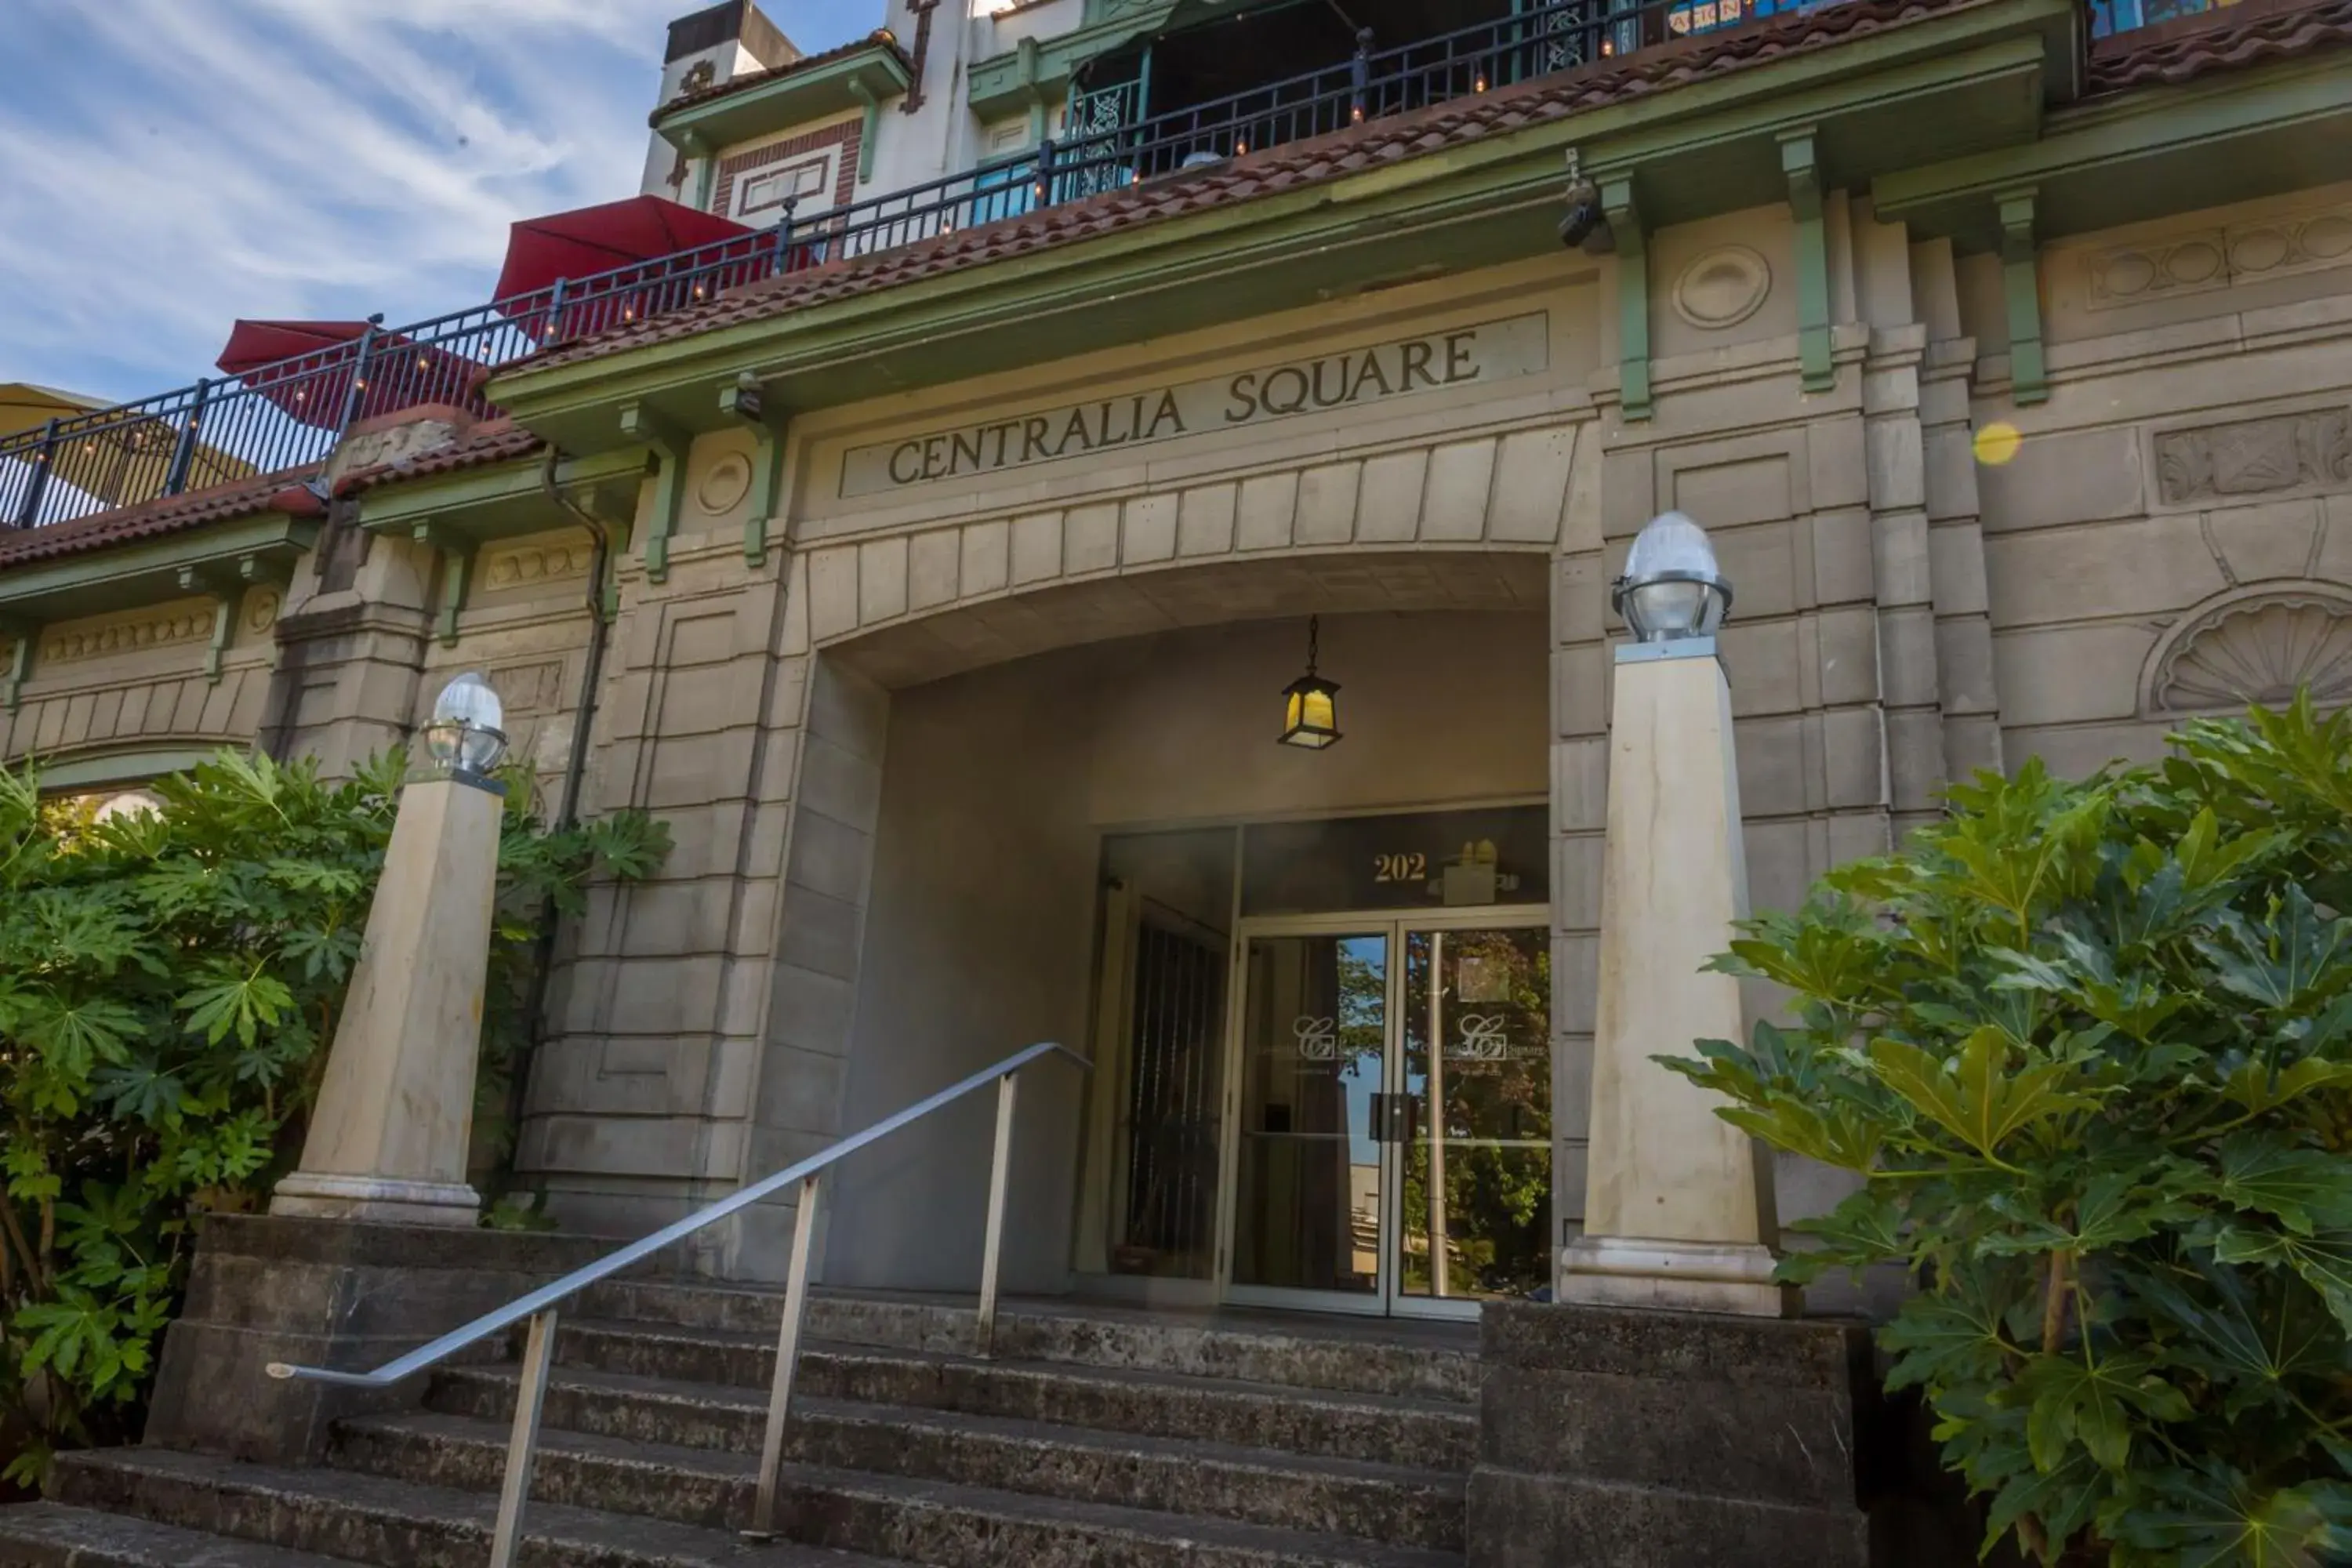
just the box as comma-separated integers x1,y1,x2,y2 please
1468,1301,1887,1567
272,773,503,1227
143,1214,610,1465
1562,642,1791,1316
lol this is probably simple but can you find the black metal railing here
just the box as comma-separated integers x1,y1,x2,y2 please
11,0,2111,534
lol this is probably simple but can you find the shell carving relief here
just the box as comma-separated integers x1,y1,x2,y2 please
1671,245,1772,330
2151,593,2352,713
2154,408,2352,505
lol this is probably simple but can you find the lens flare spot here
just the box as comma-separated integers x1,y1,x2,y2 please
1973,421,2023,467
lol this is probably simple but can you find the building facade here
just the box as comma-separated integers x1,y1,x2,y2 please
2,0,2349,1319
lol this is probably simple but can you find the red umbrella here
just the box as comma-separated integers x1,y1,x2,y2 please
492,195,760,342
216,320,489,429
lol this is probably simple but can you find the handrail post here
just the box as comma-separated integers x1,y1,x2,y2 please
975,1069,1020,1358
1033,137,1058,210
1351,27,1374,122
774,196,800,270
487,1306,559,1568
333,314,384,437
544,277,570,346
164,379,209,496
746,1171,822,1541
12,419,59,528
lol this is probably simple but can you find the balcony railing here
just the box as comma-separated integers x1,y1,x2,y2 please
0,0,2216,534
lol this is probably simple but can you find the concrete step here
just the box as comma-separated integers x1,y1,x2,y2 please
49,1447,900,1568
550,1319,1477,1468
427,1362,1465,1548
584,1283,1482,1402
332,1411,1465,1568
0,1502,371,1567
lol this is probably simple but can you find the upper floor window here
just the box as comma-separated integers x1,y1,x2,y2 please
738,156,833,219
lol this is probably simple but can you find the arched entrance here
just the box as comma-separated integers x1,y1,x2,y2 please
798,547,1562,1319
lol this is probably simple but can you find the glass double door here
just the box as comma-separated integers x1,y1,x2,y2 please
1222,913,1552,1319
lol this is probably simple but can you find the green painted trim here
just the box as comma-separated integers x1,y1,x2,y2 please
1,624,31,713
0,514,317,624
851,79,881,182
620,402,688,584
1780,128,1834,394
654,44,913,151
354,447,652,533
493,0,2077,428
173,554,291,684
1997,187,2046,406
1601,177,1650,423
412,523,476,648
31,746,222,790
1872,54,2352,240
746,427,788,564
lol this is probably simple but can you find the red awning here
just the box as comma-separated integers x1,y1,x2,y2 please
216,320,489,429
493,195,772,341
495,195,752,298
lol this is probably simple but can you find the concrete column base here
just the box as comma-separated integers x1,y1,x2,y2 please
268,1172,484,1228
143,1214,612,1465
1559,1235,1797,1317
1467,1300,1973,1568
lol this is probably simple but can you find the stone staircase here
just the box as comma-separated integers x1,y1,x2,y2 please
0,1286,1481,1567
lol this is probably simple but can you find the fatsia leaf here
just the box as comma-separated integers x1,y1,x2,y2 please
2114,1467,2352,1568
1869,1029,2096,1164
2220,1056,2352,1119
1979,1170,2198,1256
176,963,295,1047
2210,1226,2352,1334
2015,1351,2193,1473
2126,1256,2339,1398
2209,1134,2352,1236
2200,887,2352,1014
1882,1272,2022,1393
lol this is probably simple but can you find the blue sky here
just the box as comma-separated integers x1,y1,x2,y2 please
0,0,877,405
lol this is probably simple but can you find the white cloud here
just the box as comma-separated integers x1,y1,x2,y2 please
0,0,684,401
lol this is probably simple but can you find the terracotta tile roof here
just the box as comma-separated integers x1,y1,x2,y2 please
2087,0,2352,89
333,418,546,498
652,29,913,125
522,0,1974,378
0,469,323,571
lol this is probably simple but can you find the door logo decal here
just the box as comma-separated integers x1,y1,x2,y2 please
1293,1015,1339,1062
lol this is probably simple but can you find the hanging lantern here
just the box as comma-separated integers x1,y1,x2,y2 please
1279,615,1342,750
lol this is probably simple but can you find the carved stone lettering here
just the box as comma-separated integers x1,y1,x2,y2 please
2154,409,2352,505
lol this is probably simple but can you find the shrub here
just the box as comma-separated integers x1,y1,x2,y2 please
0,749,666,1487
1662,698,2352,1566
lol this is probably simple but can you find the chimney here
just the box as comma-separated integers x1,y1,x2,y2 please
641,2,799,201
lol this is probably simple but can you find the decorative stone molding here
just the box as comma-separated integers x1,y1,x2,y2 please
2084,201,2352,311
695,452,754,516
1671,245,1772,331
2143,586,2352,714
481,540,594,590
487,659,568,716
244,586,283,636
43,602,219,663
2154,408,2352,505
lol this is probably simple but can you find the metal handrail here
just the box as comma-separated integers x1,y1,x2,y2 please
268,1039,1088,1563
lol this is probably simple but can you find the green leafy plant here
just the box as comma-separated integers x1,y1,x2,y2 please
0,749,666,1490
1662,697,2352,1566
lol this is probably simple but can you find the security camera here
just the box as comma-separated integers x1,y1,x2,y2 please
1559,180,1613,255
